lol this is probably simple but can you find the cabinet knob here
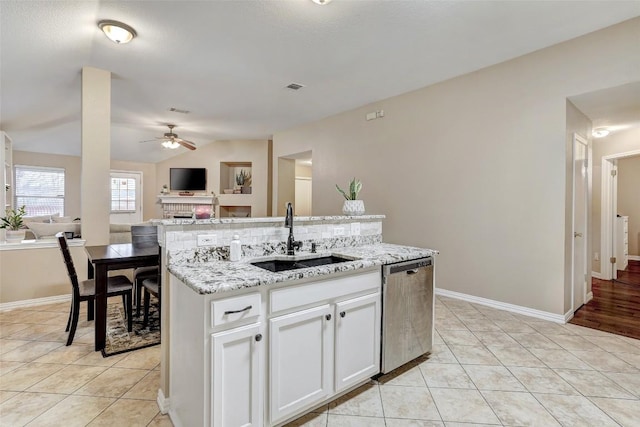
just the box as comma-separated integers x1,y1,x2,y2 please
255,334,262,342
340,311,346,318
325,314,332,321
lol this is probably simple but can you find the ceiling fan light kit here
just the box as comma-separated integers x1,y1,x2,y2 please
140,124,197,150
98,20,136,44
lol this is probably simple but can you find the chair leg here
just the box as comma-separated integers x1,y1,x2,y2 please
122,295,127,318
143,289,150,328
65,303,73,332
87,299,94,321
66,297,81,346
136,280,143,318
126,292,133,332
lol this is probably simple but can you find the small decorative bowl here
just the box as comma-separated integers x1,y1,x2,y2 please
223,189,234,194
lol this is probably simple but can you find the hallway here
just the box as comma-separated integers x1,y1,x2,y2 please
570,261,640,340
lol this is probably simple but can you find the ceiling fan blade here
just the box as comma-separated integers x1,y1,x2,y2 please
176,139,196,150
139,139,158,143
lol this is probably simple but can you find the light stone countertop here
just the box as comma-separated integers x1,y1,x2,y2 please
168,242,437,295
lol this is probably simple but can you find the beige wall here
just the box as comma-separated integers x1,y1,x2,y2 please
273,18,640,316
13,151,83,219
0,246,87,304
295,163,312,178
156,140,270,218
618,155,640,257
592,127,640,273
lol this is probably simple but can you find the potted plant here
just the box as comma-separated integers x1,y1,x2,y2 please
1,205,27,242
336,178,365,216
236,169,252,194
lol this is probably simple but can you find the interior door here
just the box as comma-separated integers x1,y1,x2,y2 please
572,134,588,312
294,178,312,216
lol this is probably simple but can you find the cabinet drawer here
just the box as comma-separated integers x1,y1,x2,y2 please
211,293,261,328
270,269,380,315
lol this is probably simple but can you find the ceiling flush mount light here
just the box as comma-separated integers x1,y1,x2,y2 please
162,140,180,149
311,0,333,4
592,128,611,138
98,20,136,44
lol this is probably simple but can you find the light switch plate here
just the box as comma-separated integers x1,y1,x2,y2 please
350,222,361,235
197,234,217,246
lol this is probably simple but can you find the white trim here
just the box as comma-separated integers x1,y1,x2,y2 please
435,288,567,324
591,271,603,280
586,291,593,303
157,388,170,414
0,294,70,311
629,255,640,261
0,239,85,251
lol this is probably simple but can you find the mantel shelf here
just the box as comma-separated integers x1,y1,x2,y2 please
158,195,215,205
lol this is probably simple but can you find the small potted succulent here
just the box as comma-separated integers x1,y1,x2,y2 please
336,178,365,216
1,205,27,242
236,169,252,194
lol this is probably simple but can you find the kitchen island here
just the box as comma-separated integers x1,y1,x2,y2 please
160,215,436,427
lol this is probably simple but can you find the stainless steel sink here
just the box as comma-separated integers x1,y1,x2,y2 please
251,255,353,272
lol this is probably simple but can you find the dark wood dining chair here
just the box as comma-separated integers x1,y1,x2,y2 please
130,224,160,317
55,232,134,346
141,273,160,329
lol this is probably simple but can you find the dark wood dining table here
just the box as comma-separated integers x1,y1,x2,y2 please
85,242,160,351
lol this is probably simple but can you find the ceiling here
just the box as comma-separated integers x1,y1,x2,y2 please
1,1,639,163
569,82,640,133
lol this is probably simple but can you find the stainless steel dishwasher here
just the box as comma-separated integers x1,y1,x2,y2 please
381,257,434,373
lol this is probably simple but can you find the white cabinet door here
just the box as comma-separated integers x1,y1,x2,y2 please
270,304,333,424
211,323,263,427
334,293,381,392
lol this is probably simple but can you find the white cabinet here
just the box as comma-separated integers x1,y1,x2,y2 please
334,293,381,393
269,305,333,424
268,270,381,425
211,323,263,427
616,216,629,271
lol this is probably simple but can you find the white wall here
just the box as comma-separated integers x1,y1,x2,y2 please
618,156,640,258
273,18,640,316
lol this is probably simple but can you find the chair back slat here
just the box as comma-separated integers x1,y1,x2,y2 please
131,225,158,245
56,232,80,292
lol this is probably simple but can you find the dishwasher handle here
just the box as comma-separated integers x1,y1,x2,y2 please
386,258,432,275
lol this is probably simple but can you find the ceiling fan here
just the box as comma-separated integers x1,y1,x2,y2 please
140,124,196,150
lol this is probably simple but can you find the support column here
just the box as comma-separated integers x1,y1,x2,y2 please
81,67,111,245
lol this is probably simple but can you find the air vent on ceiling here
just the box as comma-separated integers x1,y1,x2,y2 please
168,107,190,114
285,83,305,90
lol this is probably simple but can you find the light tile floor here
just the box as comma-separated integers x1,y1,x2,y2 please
2,296,640,426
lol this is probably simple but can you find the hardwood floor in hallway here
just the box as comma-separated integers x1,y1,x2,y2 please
570,261,640,340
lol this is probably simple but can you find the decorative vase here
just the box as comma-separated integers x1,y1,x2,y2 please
342,200,365,216
5,229,25,243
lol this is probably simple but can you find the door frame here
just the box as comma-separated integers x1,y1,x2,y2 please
571,133,588,313
109,170,143,224
600,149,640,280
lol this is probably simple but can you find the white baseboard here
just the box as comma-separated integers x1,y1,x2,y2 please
586,291,593,303
435,288,567,324
0,294,71,312
591,271,603,280
157,388,170,414
629,255,640,261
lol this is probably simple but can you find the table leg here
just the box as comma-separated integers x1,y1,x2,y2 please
94,264,107,351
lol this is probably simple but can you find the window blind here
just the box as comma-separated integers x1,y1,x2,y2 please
14,165,65,216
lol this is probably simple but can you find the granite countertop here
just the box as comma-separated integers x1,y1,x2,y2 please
168,243,438,295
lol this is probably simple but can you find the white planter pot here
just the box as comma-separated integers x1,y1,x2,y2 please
342,200,365,216
5,229,25,243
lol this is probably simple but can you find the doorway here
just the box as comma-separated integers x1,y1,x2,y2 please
600,150,640,281
571,133,588,313
276,151,312,217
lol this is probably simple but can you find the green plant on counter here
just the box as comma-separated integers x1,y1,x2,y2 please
0,205,26,230
235,169,252,186
336,178,362,200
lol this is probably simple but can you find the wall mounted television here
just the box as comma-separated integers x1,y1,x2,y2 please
170,168,207,191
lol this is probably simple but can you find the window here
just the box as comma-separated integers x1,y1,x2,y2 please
14,165,65,216
111,176,136,212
